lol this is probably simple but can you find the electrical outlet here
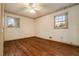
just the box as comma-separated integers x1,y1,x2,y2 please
49,36,52,39
60,36,63,39
70,42,72,44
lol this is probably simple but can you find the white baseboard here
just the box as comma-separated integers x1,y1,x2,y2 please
35,36,79,47
4,35,35,41
4,35,79,47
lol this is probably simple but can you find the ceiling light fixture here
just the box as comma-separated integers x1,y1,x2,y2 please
30,9,36,13
23,3,40,14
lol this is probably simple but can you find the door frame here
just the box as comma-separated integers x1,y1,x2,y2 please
0,3,4,56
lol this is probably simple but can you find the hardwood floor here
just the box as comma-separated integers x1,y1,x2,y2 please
4,37,79,56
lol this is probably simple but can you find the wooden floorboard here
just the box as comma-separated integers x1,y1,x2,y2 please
4,37,79,56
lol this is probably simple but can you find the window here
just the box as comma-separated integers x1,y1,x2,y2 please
54,13,68,29
6,16,20,28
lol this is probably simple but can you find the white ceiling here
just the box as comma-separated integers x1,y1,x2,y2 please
4,3,77,19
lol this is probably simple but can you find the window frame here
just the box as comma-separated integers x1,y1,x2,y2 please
6,16,20,28
54,12,68,29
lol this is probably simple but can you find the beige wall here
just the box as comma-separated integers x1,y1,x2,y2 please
4,12,35,41
35,5,79,46
4,5,79,46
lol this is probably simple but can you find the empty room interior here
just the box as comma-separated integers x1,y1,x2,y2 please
0,3,79,56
